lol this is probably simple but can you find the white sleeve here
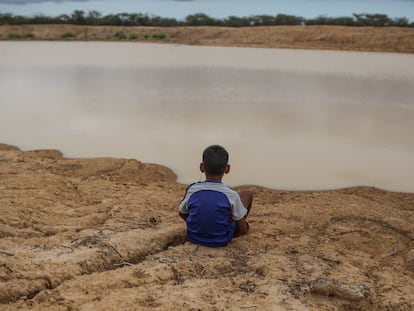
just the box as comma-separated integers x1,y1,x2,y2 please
178,188,191,214
179,198,189,214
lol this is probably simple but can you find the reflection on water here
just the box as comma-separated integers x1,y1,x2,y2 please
0,42,413,192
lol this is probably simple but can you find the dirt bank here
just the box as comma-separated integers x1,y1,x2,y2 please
1,25,414,53
0,143,413,310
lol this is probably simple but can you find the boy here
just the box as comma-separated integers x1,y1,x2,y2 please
179,145,253,247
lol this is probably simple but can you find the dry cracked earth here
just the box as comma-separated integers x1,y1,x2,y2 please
0,143,413,310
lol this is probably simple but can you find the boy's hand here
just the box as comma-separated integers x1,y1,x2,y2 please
179,212,188,221
234,217,249,237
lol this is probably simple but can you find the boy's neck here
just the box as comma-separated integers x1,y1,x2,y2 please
204,174,223,183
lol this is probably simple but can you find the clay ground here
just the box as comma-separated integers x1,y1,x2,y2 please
0,144,413,310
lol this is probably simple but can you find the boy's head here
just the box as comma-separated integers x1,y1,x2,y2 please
201,145,230,176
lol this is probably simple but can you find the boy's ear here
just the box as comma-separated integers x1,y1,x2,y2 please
200,163,205,173
224,164,230,174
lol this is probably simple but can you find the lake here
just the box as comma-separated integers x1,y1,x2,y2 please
0,42,413,192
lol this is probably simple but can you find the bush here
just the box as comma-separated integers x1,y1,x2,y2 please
129,32,138,39
115,31,127,39
8,32,23,39
152,32,166,39
61,31,74,38
24,33,35,38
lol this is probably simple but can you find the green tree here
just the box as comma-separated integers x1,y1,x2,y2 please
249,15,276,26
135,14,152,26
31,14,60,24
306,15,333,25
332,17,355,26
0,13,19,25
71,10,86,25
100,14,122,26
11,14,29,25
225,16,250,27
353,13,391,26
391,17,409,27
87,10,102,25
152,16,179,26
274,14,304,25
58,14,71,24
185,13,216,26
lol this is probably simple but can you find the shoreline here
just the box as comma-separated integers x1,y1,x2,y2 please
1,25,414,53
1,143,412,194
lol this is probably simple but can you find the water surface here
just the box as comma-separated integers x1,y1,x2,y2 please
0,42,413,192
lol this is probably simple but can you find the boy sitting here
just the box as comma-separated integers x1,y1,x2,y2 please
179,145,253,247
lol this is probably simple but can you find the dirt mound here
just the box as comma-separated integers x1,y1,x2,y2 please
0,145,413,310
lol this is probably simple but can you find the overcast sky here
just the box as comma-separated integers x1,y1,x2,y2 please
0,0,90,4
1,0,413,21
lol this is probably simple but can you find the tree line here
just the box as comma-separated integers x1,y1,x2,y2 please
0,11,412,27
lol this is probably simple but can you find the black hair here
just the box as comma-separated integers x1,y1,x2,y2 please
202,145,229,176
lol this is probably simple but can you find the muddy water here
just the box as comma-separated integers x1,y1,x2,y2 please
0,42,413,192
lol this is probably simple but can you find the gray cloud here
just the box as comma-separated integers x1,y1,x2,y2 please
0,0,90,4
0,0,195,3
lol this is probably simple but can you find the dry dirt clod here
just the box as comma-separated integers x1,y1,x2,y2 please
309,277,370,301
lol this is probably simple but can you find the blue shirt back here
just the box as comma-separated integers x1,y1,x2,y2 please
179,181,247,247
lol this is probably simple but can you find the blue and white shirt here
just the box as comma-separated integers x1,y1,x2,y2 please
179,181,248,247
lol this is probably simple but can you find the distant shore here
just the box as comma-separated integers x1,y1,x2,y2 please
1,24,414,53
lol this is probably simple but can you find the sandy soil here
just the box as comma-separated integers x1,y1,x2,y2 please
0,143,413,310
1,25,414,53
